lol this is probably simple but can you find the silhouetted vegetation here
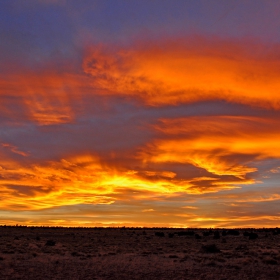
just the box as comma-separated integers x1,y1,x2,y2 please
213,231,220,239
176,231,195,236
155,232,165,237
248,232,258,240
168,233,174,238
195,233,202,239
45,240,56,246
243,231,258,239
235,244,248,251
200,244,220,253
225,230,240,236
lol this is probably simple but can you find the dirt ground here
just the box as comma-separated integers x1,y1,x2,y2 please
0,226,280,279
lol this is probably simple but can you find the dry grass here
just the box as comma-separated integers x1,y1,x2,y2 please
0,227,280,279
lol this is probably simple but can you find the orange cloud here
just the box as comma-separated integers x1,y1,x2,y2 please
2,38,280,127
84,39,280,108
1,143,28,157
0,72,92,125
139,116,280,180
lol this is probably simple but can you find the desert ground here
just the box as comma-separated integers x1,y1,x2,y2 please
0,226,280,279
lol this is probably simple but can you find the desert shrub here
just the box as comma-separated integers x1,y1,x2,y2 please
206,260,217,266
264,258,278,265
222,230,227,236
168,233,174,238
195,233,202,239
155,232,165,237
213,231,220,239
248,232,258,240
226,230,240,236
2,250,15,254
0,256,4,261
169,255,179,258
235,244,248,251
177,231,195,236
200,244,221,253
45,240,56,246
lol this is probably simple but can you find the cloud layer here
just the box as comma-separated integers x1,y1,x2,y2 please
84,39,280,108
1,33,280,227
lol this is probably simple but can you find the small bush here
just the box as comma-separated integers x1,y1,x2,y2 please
200,244,221,253
235,244,248,251
45,240,56,246
213,231,220,239
168,233,174,238
155,232,165,237
222,230,227,236
177,231,195,236
264,258,278,265
169,255,179,258
249,232,258,240
226,230,240,236
195,233,202,239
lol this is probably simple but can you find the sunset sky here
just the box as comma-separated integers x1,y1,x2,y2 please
1,0,280,228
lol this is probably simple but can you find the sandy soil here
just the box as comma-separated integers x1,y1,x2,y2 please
0,226,280,279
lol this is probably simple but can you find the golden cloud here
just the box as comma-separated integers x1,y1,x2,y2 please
139,116,280,179
0,72,91,125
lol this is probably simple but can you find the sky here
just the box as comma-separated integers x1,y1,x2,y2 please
1,0,280,228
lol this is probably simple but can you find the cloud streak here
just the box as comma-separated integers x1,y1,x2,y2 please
84,39,280,108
